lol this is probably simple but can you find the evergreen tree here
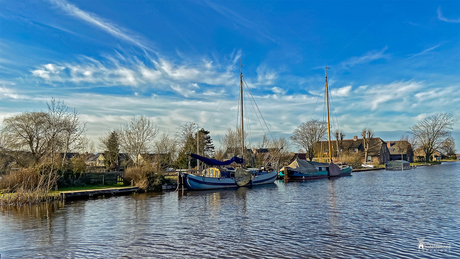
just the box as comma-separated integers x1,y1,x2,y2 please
100,130,120,170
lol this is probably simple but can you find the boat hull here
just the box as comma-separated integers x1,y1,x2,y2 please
182,170,278,190
281,166,352,180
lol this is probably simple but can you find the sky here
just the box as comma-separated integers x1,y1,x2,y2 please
0,0,459,152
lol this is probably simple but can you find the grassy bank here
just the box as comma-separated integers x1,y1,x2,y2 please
411,161,442,166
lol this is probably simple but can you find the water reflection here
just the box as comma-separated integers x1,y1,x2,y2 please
0,163,459,258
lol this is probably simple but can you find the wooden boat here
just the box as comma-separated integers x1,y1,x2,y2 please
323,67,352,177
280,67,352,181
180,61,278,190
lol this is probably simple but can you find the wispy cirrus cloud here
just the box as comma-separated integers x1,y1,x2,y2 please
48,0,153,50
407,44,441,59
341,46,389,68
203,0,276,43
437,7,460,23
31,51,240,91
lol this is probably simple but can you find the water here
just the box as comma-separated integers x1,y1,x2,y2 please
1,162,459,258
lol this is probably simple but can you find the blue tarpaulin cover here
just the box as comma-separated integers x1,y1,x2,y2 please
191,154,244,166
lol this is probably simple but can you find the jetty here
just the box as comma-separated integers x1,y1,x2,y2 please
60,186,139,199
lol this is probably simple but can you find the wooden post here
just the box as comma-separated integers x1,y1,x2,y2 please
102,174,105,185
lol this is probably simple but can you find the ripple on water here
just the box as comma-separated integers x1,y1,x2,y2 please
1,163,460,258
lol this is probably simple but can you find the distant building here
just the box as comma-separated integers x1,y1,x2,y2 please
387,141,414,162
315,136,390,164
85,153,105,167
414,148,445,162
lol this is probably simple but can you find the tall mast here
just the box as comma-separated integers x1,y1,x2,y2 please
240,59,245,165
325,66,332,162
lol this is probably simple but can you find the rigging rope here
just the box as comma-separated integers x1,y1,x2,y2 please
203,76,239,128
242,77,274,141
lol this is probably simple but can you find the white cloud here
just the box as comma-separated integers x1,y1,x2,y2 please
31,63,65,81
437,7,460,23
407,44,441,59
31,52,238,88
170,84,196,97
341,46,389,68
331,85,352,97
363,81,422,110
0,85,23,99
48,0,152,50
271,87,286,95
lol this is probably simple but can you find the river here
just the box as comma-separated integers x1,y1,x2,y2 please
1,162,459,258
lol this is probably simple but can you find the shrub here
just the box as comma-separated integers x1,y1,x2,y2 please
342,151,363,168
0,168,61,206
124,165,165,191
0,168,41,192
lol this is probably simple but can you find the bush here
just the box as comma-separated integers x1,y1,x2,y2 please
124,165,165,191
0,168,41,192
342,152,363,168
0,168,61,206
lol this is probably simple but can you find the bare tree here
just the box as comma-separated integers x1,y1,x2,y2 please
410,113,455,162
362,128,373,163
119,115,159,165
268,137,291,170
154,133,178,170
334,131,345,159
2,112,50,164
440,137,456,156
60,109,86,167
290,120,327,161
176,122,196,149
219,128,247,158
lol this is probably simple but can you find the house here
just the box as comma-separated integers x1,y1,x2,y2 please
414,148,445,162
456,154,460,160
85,153,105,167
386,141,414,162
315,136,390,164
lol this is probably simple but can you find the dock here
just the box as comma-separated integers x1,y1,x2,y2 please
60,186,139,199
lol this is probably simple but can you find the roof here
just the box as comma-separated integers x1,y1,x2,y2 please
253,148,278,154
386,160,410,166
387,141,411,154
317,137,386,156
86,153,103,162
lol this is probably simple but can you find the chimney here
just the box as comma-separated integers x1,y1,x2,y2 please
353,136,358,141
387,142,391,148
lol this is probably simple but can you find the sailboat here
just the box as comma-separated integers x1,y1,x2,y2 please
179,62,278,190
280,67,352,180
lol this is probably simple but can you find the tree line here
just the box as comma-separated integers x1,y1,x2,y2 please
289,113,456,163
0,98,456,175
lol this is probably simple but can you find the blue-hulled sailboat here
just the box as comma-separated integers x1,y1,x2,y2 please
179,62,278,190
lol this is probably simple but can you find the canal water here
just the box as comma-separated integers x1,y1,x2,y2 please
1,162,459,258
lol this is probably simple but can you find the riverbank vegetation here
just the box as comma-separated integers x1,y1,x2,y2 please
0,168,61,206
0,97,457,207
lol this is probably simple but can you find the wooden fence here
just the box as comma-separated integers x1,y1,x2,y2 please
84,172,124,185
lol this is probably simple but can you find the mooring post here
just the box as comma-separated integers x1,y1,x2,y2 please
131,180,133,186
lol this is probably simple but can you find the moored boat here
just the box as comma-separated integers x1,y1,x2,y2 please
279,158,352,180
180,155,278,190
179,61,278,190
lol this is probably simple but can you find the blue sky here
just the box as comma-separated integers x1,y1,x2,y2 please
0,0,459,151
